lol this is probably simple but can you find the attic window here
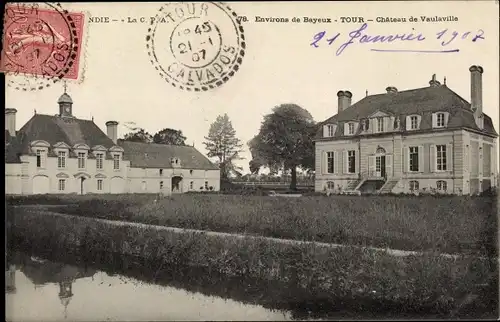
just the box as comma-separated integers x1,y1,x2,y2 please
326,124,335,137
410,116,418,130
348,123,355,135
436,113,445,127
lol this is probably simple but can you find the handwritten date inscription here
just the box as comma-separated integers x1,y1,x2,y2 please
311,23,485,56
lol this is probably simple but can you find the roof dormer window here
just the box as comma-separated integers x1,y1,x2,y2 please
376,117,384,133
432,112,449,129
436,113,445,128
405,115,421,131
348,122,355,135
323,124,336,138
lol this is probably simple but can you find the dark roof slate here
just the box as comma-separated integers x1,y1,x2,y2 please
118,140,219,170
317,85,497,138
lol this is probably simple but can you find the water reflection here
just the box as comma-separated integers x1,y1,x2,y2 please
5,252,292,321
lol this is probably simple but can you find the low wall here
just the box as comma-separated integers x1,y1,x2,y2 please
6,206,497,317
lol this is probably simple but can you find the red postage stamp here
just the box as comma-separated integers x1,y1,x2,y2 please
0,3,85,80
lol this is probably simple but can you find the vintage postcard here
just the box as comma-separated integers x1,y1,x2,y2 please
4,1,499,321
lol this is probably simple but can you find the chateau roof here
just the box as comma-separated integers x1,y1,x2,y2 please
21,258,96,286
118,140,219,170
317,85,497,138
5,114,116,163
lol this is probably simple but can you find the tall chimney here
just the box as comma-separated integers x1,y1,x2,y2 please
386,86,398,94
429,74,441,87
337,90,352,113
5,108,17,137
105,121,119,144
469,65,484,129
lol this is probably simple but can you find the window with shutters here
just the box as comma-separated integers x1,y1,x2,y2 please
325,124,335,137
377,118,384,132
436,145,447,171
410,116,418,130
436,113,445,127
436,180,447,191
348,123,355,135
348,150,356,173
409,146,419,172
409,180,419,191
326,152,335,173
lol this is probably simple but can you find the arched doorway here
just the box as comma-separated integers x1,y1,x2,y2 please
171,176,183,193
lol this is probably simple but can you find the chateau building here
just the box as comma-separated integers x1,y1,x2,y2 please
5,91,220,195
315,65,498,195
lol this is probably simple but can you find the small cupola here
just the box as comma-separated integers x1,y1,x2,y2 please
386,86,398,94
58,82,73,117
429,74,441,87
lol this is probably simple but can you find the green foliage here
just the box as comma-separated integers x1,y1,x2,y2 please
249,104,316,189
203,114,243,178
153,128,187,145
8,193,496,257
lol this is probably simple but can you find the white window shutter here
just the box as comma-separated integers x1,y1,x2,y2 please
322,151,326,174
446,144,453,171
492,146,497,176
417,116,422,129
343,150,348,174
431,114,437,128
403,147,409,173
444,113,450,127
334,151,338,174
386,154,393,177
418,146,424,172
343,123,347,135
323,125,328,137
368,155,375,176
429,144,436,172
405,116,410,131
354,150,359,174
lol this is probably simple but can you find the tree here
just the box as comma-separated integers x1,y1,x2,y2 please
122,122,153,143
248,104,316,190
203,114,244,179
153,128,187,145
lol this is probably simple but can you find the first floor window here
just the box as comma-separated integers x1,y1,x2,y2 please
409,146,419,172
205,181,209,189
160,181,164,190
58,179,66,191
97,179,103,191
78,152,86,169
348,150,356,173
57,151,66,168
159,169,163,176
96,153,104,170
190,181,194,190
113,154,120,170
327,152,334,173
436,145,447,171
36,149,45,168
409,180,419,191
437,180,447,191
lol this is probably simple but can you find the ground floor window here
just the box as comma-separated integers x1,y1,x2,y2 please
436,180,447,191
160,181,164,190
409,180,419,191
190,181,194,190
58,179,66,191
204,181,209,189
97,179,103,191
326,181,335,190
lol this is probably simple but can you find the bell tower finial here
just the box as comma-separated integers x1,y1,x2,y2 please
63,80,68,94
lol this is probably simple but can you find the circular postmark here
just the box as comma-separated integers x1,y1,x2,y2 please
1,2,83,91
146,2,246,91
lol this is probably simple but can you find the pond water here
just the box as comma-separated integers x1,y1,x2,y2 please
5,252,293,321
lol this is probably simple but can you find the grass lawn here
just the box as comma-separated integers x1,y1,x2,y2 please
6,193,497,256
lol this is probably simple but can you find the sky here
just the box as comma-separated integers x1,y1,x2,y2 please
5,1,499,174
